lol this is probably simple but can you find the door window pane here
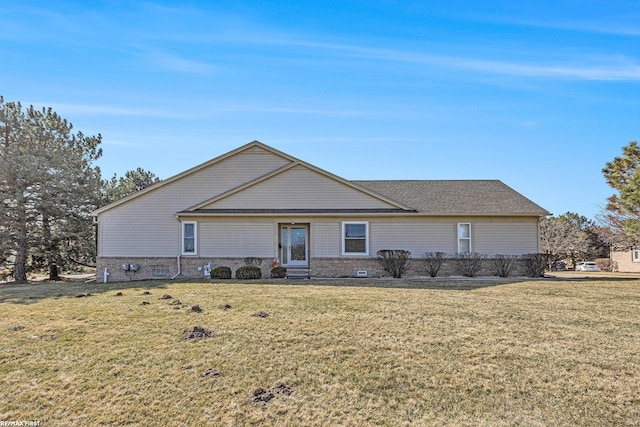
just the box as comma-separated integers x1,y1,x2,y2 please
290,228,307,261
281,228,289,264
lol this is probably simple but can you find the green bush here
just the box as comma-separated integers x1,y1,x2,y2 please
270,266,287,278
235,265,262,280
211,266,231,279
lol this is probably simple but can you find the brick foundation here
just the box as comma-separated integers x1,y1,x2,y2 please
97,255,540,282
96,257,276,282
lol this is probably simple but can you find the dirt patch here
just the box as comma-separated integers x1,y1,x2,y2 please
142,291,152,295
171,300,182,305
253,383,293,403
7,325,25,332
159,294,172,300
115,292,123,297
203,368,222,378
218,304,232,310
74,293,92,298
252,311,269,318
141,301,150,306
181,326,213,341
189,305,203,313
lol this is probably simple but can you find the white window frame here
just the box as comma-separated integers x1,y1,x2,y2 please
181,221,197,255
457,223,471,254
342,221,369,256
633,249,640,262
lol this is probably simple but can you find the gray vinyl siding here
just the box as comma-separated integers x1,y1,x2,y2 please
199,221,275,257
473,221,539,255
100,213,540,259
312,222,341,257
349,217,538,258
307,217,541,259
97,147,289,257
206,165,397,210
369,219,456,255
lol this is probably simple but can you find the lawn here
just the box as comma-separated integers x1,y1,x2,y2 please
1,278,639,426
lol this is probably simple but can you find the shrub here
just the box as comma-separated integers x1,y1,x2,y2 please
377,249,411,278
243,257,263,267
235,265,262,280
270,266,287,279
521,253,546,278
423,252,447,277
210,266,231,279
455,253,486,277
492,255,516,278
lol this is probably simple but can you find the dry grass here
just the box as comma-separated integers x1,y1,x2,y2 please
1,278,639,426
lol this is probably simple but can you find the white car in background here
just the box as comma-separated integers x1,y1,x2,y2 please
575,261,601,272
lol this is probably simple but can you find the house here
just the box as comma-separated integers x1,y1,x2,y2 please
92,141,550,281
611,250,640,273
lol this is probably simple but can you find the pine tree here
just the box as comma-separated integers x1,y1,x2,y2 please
0,97,102,282
602,142,640,246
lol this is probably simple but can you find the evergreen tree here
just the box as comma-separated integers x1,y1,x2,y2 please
100,167,160,206
602,141,640,246
0,97,102,282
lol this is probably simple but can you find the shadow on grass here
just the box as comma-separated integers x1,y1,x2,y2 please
253,277,533,291
0,278,206,305
5,274,632,305
0,276,532,304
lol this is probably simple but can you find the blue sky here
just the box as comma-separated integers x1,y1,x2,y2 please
2,0,638,220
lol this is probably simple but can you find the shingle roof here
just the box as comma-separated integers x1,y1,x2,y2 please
352,180,550,216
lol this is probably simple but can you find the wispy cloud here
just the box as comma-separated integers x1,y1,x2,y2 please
249,38,640,81
37,101,368,119
221,105,364,116
136,48,217,74
276,137,437,144
484,17,640,37
149,52,216,74
447,56,640,81
43,103,187,119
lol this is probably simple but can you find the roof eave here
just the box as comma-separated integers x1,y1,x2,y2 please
175,210,548,218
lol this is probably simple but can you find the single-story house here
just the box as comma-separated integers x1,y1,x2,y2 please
92,141,550,281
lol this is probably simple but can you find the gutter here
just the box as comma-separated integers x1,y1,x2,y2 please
171,255,181,279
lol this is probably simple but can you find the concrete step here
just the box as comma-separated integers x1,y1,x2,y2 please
286,268,310,279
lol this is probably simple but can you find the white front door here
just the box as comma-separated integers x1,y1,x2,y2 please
280,225,308,266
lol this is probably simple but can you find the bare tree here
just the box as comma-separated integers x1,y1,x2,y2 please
540,215,590,268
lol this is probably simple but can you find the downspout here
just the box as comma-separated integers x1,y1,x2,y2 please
103,268,109,283
171,255,181,279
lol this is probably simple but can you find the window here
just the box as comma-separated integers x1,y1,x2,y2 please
182,221,197,255
151,265,170,278
458,223,471,253
633,250,640,262
342,221,369,255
